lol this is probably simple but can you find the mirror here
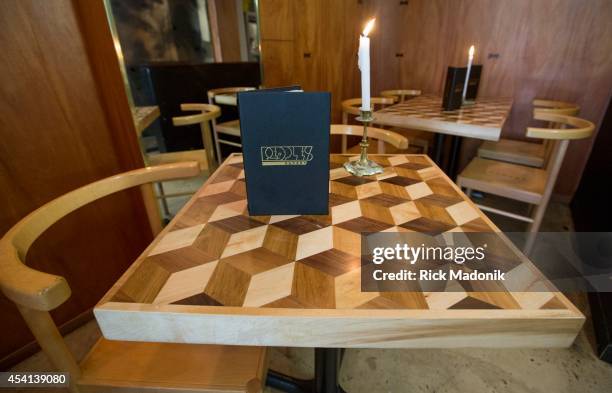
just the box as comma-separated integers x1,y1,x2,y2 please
105,0,262,218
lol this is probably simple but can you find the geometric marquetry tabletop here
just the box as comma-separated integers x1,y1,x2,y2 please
374,95,513,141
95,154,583,348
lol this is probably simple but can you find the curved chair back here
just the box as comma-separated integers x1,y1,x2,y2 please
533,99,580,116
531,99,580,163
380,89,422,103
172,104,221,171
341,97,395,123
0,162,199,390
528,113,594,224
331,124,408,153
528,112,594,141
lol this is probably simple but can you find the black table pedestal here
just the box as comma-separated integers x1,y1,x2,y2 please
448,135,463,179
433,133,446,166
266,348,346,393
432,133,463,179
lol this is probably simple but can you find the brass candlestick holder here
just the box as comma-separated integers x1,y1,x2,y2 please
343,110,383,176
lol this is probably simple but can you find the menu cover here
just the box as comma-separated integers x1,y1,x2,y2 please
442,66,466,111
238,87,331,216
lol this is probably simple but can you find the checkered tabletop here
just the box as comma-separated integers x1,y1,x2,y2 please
374,95,513,140
95,154,583,348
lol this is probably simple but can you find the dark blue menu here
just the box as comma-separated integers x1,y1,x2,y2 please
238,88,330,215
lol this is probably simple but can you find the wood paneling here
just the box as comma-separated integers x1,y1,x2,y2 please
0,0,151,365
261,40,295,87
259,0,612,198
209,0,241,62
259,0,294,41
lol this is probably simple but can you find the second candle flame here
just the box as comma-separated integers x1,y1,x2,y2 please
469,45,475,58
362,18,375,37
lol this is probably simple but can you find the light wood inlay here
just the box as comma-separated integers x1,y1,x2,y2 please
95,154,584,348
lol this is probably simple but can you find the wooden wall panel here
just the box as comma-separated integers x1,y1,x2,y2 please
260,40,296,87
259,0,296,89
292,0,323,91
259,0,294,41
210,0,241,62
0,0,151,365
259,0,612,198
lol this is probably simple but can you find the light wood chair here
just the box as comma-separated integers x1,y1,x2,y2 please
457,112,594,254
380,89,422,103
142,103,221,217
207,87,256,161
379,90,432,154
341,97,394,124
331,124,408,153
478,99,580,167
0,162,268,393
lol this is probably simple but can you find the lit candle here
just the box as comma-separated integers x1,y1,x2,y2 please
462,45,475,102
358,18,375,111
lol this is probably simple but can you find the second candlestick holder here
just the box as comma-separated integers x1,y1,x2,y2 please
343,109,384,176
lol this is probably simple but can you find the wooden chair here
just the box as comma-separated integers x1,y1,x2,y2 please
207,87,256,161
478,99,580,167
380,89,422,103
142,103,220,217
331,124,408,153
341,97,394,124
379,90,432,154
457,112,594,254
0,162,268,393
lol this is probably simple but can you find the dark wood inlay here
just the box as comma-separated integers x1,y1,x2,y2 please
298,249,360,277
336,217,393,234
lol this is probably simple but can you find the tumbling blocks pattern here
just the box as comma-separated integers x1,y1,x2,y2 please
111,154,568,312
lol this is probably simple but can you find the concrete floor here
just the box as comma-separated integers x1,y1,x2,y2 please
9,176,612,393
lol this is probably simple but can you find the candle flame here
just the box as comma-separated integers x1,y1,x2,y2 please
469,45,475,58
362,18,375,37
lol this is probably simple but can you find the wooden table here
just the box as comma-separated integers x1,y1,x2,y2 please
375,95,513,176
95,154,582,392
131,105,160,134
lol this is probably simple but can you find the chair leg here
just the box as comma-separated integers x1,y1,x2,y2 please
524,202,546,255
18,306,81,393
157,182,170,217
213,129,223,164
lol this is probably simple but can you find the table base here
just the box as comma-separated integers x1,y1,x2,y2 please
432,134,463,179
266,348,346,393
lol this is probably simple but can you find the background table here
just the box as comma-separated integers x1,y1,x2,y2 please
375,96,513,176
131,105,160,134
95,154,583,392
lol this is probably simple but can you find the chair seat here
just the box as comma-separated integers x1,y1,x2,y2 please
216,120,241,137
478,138,545,167
147,150,209,173
78,338,267,393
457,157,547,204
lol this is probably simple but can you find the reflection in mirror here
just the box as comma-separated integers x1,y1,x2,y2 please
106,0,262,220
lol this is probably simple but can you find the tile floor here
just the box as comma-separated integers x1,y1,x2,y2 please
8,175,612,393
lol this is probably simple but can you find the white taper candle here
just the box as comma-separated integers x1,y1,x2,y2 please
358,19,375,111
